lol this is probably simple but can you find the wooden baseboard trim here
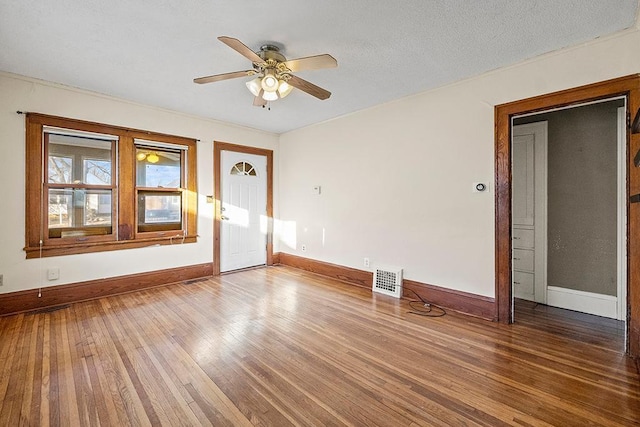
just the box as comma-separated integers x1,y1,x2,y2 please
276,252,496,320
272,252,281,265
403,279,496,321
0,263,213,317
278,253,372,288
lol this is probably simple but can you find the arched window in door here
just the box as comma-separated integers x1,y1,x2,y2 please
230,161,257,176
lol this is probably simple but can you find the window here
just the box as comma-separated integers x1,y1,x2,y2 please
45,128,116,241
230,161,257,176
135,140,186,233
25,113,198,258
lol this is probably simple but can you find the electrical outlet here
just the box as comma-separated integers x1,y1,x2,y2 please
301,244,307,252
47,268,60,281
364,258,370,268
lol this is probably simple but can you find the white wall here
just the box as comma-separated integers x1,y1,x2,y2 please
3,26,639,299
278,27,640,298
0,73,279,294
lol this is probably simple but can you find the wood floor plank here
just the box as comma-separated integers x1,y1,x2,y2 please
99,298,159,426
0,314,24,410
110,297,190,426
0,313,32,425
114,294,206,427
21,314,40,426
1,266,639,426
55,308,82,426
261,297,531,426
133,293,253,427
76,303,120,426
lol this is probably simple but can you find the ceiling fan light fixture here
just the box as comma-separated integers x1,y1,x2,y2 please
262,90,278,101
277,80,293,98
146,153,160,164
246,77,262,97
261,72,279,92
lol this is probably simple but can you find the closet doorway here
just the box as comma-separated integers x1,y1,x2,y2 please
511,99,627,321
494,74,640,357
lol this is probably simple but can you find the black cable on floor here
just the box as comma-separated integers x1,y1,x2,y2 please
406,288,446,317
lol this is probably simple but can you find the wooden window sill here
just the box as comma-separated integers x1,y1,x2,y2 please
24,235,197,259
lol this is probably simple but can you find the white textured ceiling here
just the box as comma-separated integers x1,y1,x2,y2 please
1,1,638,134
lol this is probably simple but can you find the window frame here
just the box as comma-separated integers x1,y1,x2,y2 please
44,130,117,244
134,140,187,236
25,113,198,258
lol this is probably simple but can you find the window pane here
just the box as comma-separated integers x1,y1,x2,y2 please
48,134,112,184
136,148,181,187
84,159,112,185
84,190,112,226
48,156,73,183
138,192,182,225
48,189,73,227
48,189,112,237
230,161,256,176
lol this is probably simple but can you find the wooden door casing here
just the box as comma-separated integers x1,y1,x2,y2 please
495,74,640,357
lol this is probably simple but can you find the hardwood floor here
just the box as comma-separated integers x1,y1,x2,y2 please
514,299,627,353
1,266,638,426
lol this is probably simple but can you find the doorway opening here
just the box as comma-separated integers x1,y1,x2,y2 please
512,98,626,317
510,98,627,344
494,74,640,357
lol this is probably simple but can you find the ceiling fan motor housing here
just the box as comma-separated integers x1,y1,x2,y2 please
258,45,286,63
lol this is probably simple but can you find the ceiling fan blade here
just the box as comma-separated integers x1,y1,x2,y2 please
194,70,254,84
283,54,337,72
287,75,331,100
253,90,267,107
218,36,264,64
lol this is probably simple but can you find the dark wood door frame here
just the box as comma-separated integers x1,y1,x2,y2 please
213,141,274,275
495,74,640,357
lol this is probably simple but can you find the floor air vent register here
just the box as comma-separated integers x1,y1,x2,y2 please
372,267,403,298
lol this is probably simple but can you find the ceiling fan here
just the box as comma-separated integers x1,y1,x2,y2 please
194,36,337,107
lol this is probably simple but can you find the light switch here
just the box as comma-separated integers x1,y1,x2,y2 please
312,185,321,195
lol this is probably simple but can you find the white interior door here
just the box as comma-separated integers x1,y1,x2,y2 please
512,132,535,227
616,106,627,321
512,122,548,304
220,151,267,272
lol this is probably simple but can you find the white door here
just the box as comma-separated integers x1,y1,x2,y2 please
220,151,267,272
512,132,535,227
512,122,548,304
616,107,627,321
